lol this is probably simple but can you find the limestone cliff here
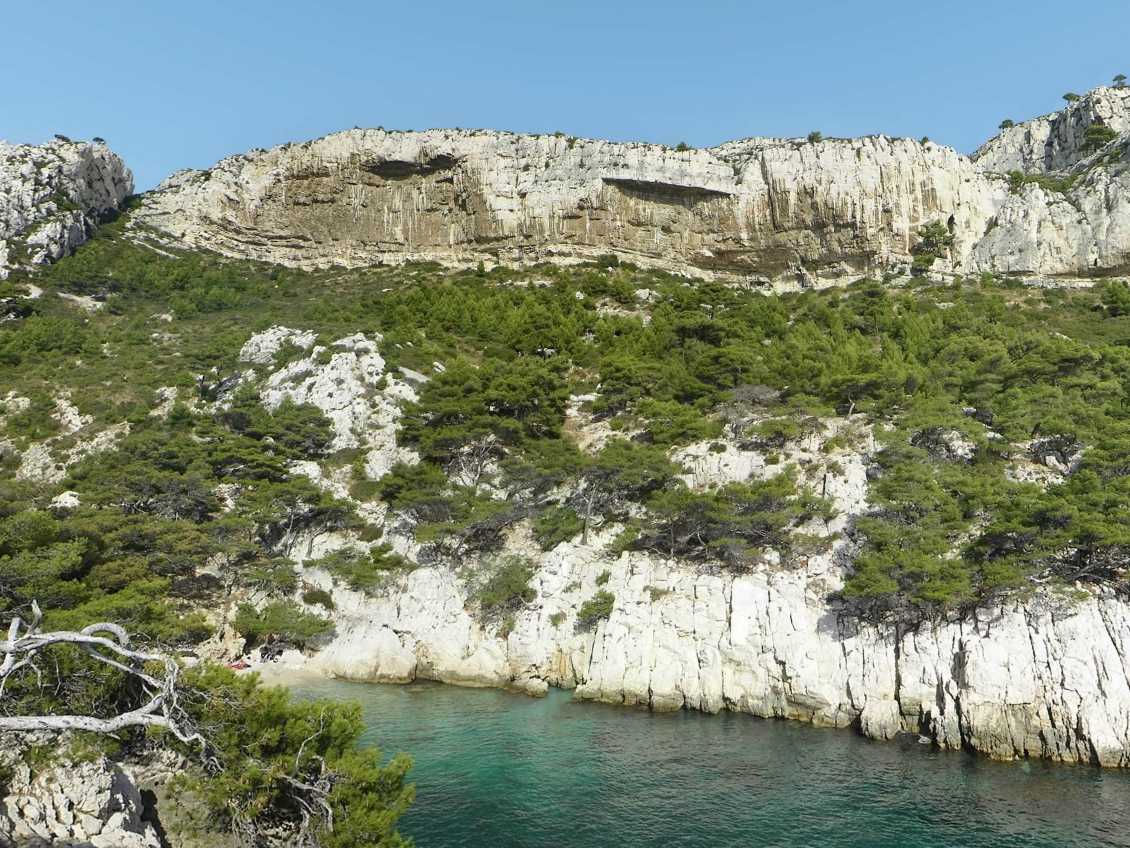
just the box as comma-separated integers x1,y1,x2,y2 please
278,546,1130,767
0,138,133,279
132,89,1130,285
967,87,1130,277
134,129,1006,287
972,86,1130,174
230,328,1130,767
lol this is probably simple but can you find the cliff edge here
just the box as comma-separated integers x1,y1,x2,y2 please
0,138,133,280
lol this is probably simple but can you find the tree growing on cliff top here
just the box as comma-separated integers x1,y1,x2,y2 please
1115,74,1126,88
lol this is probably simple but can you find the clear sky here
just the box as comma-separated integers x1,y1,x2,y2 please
2,0,1127,191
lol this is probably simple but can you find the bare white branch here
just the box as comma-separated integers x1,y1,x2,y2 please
0,602,205,749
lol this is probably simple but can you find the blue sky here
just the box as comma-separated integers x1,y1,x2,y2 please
3,0,1127,191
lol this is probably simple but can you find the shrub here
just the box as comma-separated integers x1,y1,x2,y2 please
173,665,414,846
595,569,611,586
311,545,409,594
548,611,566,627
533,505,584,550
999,119,1014,130
1101,280,1130,317
807,131,822,143
645,585,669,602
576,589,615,629
302,587,335,609
1084,124,1118,150
231,600,333,646
474,556,536,616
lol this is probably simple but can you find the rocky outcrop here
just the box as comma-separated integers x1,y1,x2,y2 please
132,89,1130,284
969,143,1130,277
135,128,1007,287
0,741,160,848
0,139,133,279
243,329,419,484
973,87,1130,174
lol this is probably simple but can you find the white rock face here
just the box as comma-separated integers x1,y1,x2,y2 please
275,535,1130,765
971,149,1130,277
134,127,1008,287
241,328,418,502
0,751,160,847
0,138,133,278
257,331,418,460
973,87,1130,174
130,90,1130,283
256,421,1130,766
11,421,130,484
238,325,317,364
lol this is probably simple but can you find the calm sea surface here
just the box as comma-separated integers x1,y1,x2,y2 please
295,679,1130,848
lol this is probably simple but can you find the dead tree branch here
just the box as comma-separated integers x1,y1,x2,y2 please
0,601,205,748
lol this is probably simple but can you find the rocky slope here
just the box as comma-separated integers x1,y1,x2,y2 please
972,87,1130,174
134,88,1130,286
225,327,1130,767
0,736,160,848
0,138,133,279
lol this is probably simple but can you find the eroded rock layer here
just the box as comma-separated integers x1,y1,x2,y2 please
135,88,1130,285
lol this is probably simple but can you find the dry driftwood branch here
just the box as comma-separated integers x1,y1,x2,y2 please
0,600,205,747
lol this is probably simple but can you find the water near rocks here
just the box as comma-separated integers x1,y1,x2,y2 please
296,679,1130,848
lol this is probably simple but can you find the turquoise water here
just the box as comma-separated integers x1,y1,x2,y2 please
297,680,1130,848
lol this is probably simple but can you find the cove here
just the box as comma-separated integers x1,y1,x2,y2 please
295,679,1130,848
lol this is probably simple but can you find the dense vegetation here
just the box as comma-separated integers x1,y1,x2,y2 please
4,209,1130,837
4,215,1130,625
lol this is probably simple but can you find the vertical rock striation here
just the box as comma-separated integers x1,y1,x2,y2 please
134,129,1006,286
131,88,1130,285
281,540,1130,766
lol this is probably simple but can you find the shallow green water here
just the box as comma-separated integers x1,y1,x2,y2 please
297,679,1130,848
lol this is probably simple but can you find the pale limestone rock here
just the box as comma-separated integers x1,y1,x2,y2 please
134,128,1006,287
238,325,317,365
15,442,65,483
260,332,416,457
0,751,160,848
149,386,178,419
131,89,1130,283
973,87,1130,174
52,393,91,436
49,490,81,509
267,426,1130,766
286,542,1130,764
58,290,106,311
13,421,129,484
0,138,133,278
